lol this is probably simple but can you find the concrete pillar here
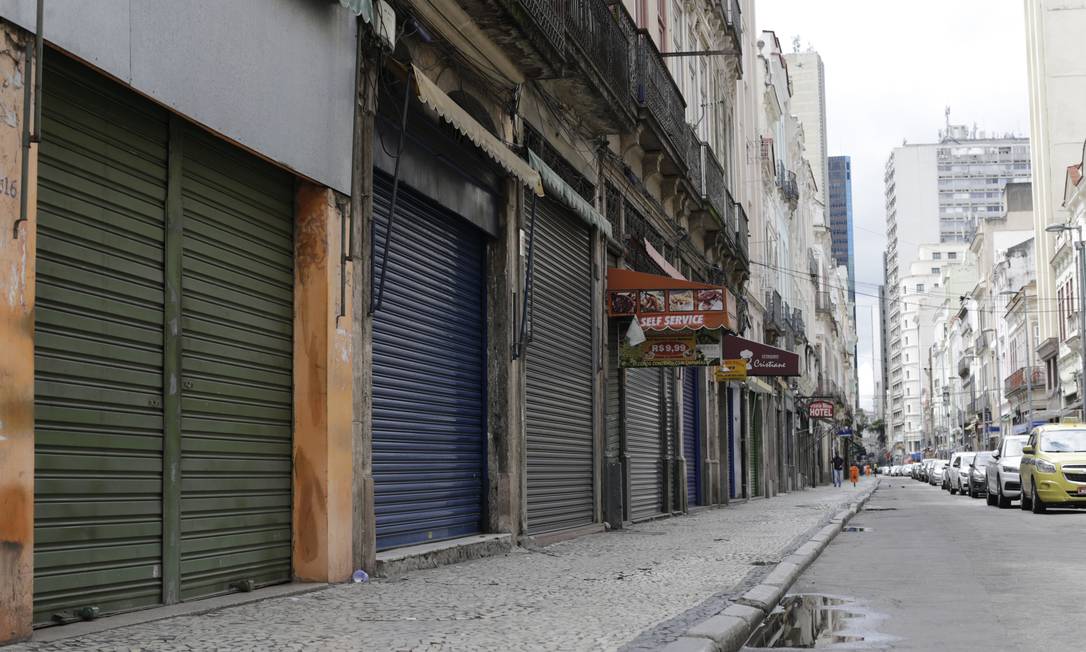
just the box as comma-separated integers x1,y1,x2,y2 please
486,178,520,535
0,24,35,645
351,48,377,574
292,184,354,583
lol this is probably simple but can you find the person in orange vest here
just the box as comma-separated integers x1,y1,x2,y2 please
849,464,860,487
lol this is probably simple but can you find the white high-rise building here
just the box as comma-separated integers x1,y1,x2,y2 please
1025,0,1086,418
785,51,828,209
884,126,1031,447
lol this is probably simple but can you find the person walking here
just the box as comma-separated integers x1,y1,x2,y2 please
832,452,845,488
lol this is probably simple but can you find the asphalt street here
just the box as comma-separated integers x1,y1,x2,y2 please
776,477,1086,651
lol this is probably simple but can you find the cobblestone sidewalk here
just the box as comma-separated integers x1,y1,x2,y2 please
14,479,876,652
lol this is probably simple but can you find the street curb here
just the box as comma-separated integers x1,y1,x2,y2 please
667,479,880,652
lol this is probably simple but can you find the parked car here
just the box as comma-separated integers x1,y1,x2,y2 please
929,460,948,486
947,452,975,495
1020,425,1086,514
986,435,1028,508
966,452,994,498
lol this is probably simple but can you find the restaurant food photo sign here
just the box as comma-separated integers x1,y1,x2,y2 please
607,269,731,368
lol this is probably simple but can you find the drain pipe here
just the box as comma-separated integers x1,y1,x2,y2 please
14,0,43,239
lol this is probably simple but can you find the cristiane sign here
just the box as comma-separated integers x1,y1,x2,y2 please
722,335,800,377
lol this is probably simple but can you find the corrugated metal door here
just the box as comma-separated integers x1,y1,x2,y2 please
626,368,664,521
683,371,700,506
178,125,295,600
372,173,486,550
525,199,595,534
33,53,169,622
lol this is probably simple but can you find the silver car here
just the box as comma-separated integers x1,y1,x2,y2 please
929,460,948,486
987,435,1028,508
947,452,975,495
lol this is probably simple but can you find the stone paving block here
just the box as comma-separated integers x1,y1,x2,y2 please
721,603,764,627
761,561,799,587
736,583,784,612
686,615,749,650
794,541,821,557
661,636,720,652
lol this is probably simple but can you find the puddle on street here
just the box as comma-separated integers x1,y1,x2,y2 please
745,595,865,648
841,526,869,532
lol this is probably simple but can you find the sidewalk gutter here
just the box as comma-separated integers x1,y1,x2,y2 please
664,479,881,652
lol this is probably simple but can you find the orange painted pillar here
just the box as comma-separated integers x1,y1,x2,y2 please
292,183,354,583
0,27,36,644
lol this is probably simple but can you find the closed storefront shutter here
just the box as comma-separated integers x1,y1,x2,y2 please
34,52,295,622
525,199,594,534
178,126,295,600
625,368,665,522
34,54,170,622
372,173,486,550
751,395,763,497
683,371,700,506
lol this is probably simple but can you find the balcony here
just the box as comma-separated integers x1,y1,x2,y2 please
765,290,786,337
720,0,743,57
1065,312,1080,347
456,0,566,78
816,291,832,315
1005,366,1046,396
459,0,635,132
634,28,690,172
958,356,971,379
736,201,749,270
552,0,636,132
792,308,806,342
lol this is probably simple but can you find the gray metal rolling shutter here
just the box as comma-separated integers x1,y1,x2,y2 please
683,370,700,506
33,53,170,623
625,368,665,522
371,173,487,550
178,126,295,600
525,199,595,534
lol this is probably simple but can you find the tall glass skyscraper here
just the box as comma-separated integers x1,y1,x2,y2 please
828,156,855,302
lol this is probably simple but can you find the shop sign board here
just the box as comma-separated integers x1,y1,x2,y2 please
808,400,834,420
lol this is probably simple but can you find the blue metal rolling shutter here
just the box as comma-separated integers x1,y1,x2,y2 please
683,371,700,507
372,173,486,550
525,198,595,534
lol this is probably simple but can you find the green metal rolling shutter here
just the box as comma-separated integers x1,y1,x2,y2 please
178,125,294,600
525,199,595,534
33,53,169,623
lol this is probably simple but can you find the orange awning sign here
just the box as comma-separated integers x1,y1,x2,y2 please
607,268,731,333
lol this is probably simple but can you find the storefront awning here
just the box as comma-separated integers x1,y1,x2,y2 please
746,378,775,394
607,268,730,332
723,335,801,377
412,64,544,197
529,151,612,239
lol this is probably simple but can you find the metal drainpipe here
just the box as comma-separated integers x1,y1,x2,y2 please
13,0,43,238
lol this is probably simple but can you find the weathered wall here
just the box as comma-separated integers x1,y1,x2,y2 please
0,0,356,193
293,184,354,583
0,20,34,645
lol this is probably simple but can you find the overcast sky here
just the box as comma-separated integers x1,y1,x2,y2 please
757,0,1031,413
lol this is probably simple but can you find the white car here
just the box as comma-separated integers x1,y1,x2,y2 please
946,452,975,495
987,435,1028,508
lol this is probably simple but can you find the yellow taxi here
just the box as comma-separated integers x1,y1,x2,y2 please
1020,423,1086,514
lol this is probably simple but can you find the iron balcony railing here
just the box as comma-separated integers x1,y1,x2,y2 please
817,291,831,314
783,170,799,202
724,0,742,48
564,0,630,118
635,31,688,170
521,0,566,55
735,200,748,263
702,143,728,224
958,356,971,379
1004,366,1046,395
687,126,704,198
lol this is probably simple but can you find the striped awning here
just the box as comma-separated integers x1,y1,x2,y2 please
412,65,544,197
528,151,612,238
